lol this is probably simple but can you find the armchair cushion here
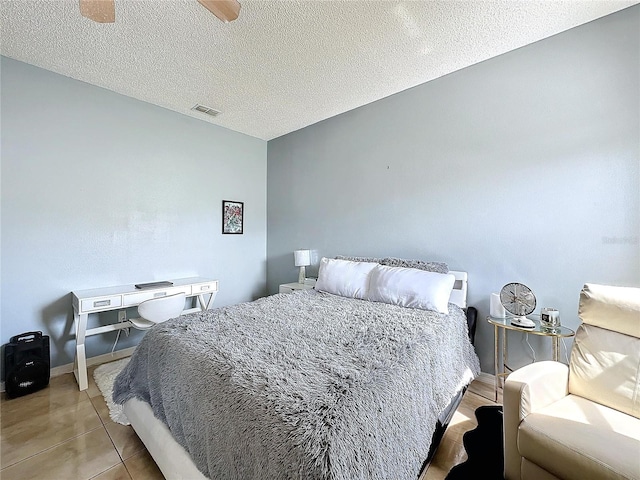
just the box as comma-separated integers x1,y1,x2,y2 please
569,323,640,418
578,283,640,338
570,283,640,418
518,394,640,480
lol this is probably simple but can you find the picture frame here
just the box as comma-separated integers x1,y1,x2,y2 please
222,200,244,234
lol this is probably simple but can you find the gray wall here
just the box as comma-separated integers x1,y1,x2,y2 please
1,57,267,369
267,7,640,373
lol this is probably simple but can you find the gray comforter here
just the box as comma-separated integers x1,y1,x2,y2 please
113,289,480,480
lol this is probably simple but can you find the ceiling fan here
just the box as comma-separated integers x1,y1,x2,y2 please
79,0,241,24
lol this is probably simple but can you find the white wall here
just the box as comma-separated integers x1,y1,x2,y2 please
1,57,267,369
266,7,640,373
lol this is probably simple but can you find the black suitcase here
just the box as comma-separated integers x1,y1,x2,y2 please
4,331,50,398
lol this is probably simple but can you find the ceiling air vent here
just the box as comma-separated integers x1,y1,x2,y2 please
191,104,221,117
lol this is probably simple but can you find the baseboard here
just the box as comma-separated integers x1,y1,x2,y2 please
0,347,136,393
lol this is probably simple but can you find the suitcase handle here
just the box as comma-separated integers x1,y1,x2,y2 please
10,331,43,343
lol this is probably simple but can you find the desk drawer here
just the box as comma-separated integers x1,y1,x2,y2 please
191,281,218,295
81,295,123,313
122,286,191,307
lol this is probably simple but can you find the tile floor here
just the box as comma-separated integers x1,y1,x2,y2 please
1,364,499,480
1,365,162,480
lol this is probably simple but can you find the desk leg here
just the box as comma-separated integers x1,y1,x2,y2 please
73,311,89,391
197,292,217,311
494,324,499,402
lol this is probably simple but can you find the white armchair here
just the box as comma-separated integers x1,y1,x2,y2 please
503,283,640,480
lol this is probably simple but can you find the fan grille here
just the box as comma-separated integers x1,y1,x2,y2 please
500,282,536,316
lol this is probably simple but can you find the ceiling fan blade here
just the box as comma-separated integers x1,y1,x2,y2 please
79,0,115,23
198,0,241,23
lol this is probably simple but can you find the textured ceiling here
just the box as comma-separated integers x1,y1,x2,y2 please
1,0,637,140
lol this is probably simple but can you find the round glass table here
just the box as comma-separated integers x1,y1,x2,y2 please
487,315,575,401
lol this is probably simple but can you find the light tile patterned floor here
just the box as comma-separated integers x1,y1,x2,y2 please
1,364,499,480
1,365,162,480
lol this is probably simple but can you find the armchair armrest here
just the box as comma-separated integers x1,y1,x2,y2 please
505,360,569,420
503,361,569,480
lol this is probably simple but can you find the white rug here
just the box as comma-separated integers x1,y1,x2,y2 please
93,357,130,425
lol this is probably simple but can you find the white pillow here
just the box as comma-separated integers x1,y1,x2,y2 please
366,264,455,314
315,257,377,299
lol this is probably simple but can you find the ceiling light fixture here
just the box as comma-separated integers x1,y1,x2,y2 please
79,0,115,23
79,0,241,24
197,0,241,23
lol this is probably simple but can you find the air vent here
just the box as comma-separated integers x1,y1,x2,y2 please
191,104,221,117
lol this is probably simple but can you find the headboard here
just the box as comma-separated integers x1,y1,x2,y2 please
448,271,476,344
448,270,468,309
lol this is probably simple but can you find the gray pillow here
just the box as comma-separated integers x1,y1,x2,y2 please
335,255,382,264
335,256,448,274
380,257,449,274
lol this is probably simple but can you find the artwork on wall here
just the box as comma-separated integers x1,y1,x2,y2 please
222,200,244,234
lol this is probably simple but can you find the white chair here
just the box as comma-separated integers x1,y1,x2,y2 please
130,293,186,330
503,283,640,480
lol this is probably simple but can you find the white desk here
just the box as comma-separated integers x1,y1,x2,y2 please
72,277,218,391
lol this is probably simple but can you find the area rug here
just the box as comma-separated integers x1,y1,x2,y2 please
446,405,504,480
93,357,130,425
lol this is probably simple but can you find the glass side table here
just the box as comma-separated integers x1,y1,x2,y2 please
487,315,575,402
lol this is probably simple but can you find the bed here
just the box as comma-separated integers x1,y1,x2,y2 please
113,257,481,479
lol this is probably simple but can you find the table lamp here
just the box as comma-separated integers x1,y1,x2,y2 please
294,249,311,284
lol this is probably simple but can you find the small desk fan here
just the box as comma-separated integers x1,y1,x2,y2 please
500,282,536,328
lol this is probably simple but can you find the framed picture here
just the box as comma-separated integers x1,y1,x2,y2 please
222,200,244,234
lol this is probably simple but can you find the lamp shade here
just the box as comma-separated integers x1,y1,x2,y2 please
294,249,311,267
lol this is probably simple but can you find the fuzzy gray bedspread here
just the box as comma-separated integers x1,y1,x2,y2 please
113,289,480,480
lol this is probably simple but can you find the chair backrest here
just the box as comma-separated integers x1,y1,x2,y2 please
137,293,186,324
568,283,640,418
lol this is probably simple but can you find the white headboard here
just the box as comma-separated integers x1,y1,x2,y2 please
448,271,468,309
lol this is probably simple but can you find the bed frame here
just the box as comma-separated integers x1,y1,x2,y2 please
423,304,477,468
123,270,476,479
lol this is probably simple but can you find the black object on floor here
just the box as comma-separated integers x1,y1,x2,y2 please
446,405,504,480
4,331,50,398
